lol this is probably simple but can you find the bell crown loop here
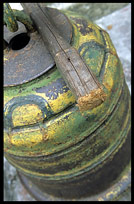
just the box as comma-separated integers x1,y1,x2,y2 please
4,6,72,87
4,3,35,33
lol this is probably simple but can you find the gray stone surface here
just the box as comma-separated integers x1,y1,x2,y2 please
4,3,131,201
4,157,35,201
46,3,129,22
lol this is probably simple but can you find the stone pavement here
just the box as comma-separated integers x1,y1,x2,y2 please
4,3,131,201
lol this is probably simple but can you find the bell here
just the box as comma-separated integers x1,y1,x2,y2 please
4,4,131,201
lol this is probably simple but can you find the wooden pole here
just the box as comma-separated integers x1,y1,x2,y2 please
21,3,106,111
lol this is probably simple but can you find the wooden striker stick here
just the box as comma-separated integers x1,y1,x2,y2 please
21,3,106,111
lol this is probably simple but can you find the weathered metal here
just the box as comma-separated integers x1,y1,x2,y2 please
4,6,131,201
22,3,106,111
4,7,72,87
4,3,18,32
4,3,34,33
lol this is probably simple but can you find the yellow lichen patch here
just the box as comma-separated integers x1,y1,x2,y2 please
4,131,10,146
103,74,114,92
35,91,75,115
5,160,48,178
103,54,119,93
44,125,57,140
49,91,75,113
34,92,46,99
122,175,129,181
105,191,115,199
72,21,104,52
44,111,73,142
72,24,80,48
102,55,114,91
98,197,104,201
11,128,43,147
94,23,103,30
102,30,116,54
44,118,63,140
90,24,105,45
4,57,8,61
105,186,120,200
8,17,13,23
79,35,104,49
12,104,43,127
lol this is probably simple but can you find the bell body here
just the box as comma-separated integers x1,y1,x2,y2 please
4,9,131,201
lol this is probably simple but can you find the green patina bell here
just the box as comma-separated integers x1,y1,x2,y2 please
4,3,131,201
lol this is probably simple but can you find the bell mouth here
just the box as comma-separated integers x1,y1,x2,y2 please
17,162,131,201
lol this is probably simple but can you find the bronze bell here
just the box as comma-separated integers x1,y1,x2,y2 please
4,3,131,201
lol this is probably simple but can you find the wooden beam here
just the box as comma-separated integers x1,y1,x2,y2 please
22,3,106,111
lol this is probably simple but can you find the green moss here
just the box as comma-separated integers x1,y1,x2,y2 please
4,68,61,99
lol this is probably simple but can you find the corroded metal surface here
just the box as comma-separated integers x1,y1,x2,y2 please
4,3,18,32
4,8,131,200
4,7,72,87
4,3,34,33
17,162,131,201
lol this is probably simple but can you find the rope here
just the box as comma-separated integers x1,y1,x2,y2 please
4,3,35,32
